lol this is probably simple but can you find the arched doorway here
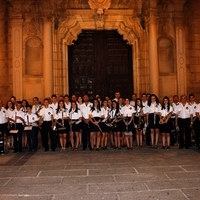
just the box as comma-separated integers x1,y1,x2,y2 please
68,30,133,99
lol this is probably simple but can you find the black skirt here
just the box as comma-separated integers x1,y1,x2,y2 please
70,120,81,132
99,121,110,133
134,116,144,130
89,117,101,132
148,113,160,129
122,117,134,132
160,118,172,133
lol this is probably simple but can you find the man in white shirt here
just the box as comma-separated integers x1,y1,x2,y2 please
39,98,55,151
175,95,193,149
80,94,93,150
0,100,8,155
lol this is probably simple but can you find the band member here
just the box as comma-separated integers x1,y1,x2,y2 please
50,94,58,115
121,98,134,149
54,100,69,151
175,95,193,149
146,94,161,148
159,96,173,150
130,93,137,107
12,101,25,153
68,101,82,150
64,94,71,111
0,100,8,155
77,96,83,108
195,103,200,149
113,91,121,102
89,99,102,151
100,99,110,150
21,99,29,149
32,97,42,147
5,100,15,150
171,95,179,146
80,94,93,150
38,98,55,151
141,93,150,146
24,105,39,152
134,98,145,147
110,100,122,149
188,94,198,147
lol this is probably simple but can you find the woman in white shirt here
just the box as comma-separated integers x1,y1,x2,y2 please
68,101,82,150
146,94,161,148
54,100,69,151
159,96,173,150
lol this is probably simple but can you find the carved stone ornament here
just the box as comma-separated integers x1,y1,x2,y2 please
88,0,111,10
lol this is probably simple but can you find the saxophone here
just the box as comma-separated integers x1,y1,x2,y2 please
159,110,173,124
137,107,144,130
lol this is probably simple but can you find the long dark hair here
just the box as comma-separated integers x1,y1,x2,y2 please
111,100,120,116
56,100,66,114
147,94,160,106
69,101,79,113
5,100,15,110
135,98,143,109
91,98,101,112
161,96,170,112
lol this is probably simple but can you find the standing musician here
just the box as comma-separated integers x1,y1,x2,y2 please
50,94,58,116
89,98,102,151
134,98,145,148
68,101,82,150
175,95,193,149
31,97,42,148
24,105,39,152
100,99,110,150
188,94,198,147
110,100,122,149
80,94,93,150
0,100,8,155
5,100,15,150
195,103,200,149
146,94,161,148
54,100,69,151
159,96,173,150
118,97,125,146
121,98,135,150
141,93,150,146
38,98,55,151
170,95,180,146
12,101,25,153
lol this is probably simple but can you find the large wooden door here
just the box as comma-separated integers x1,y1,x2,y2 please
68,30,133,99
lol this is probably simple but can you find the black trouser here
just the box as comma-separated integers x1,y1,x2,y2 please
194,119,200,147
41,121,55,150
13,123,23,152
170,118,177,145
178,118,191,148
35,126,39,147
82,121,90,150
0,123,7,154
26,126,37,151
146,126,151,145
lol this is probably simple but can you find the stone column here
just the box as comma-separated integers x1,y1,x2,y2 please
11,16,23,99
148,1,159,95
43,19,53,98
175,12,187,96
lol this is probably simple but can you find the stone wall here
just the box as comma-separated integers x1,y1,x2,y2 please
186,0,200,101
0,0,12,103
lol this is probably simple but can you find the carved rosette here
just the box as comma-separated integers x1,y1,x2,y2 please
88,0,111,29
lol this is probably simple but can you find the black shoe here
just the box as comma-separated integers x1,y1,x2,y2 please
161,146,165,149
96,148,99,151
185,147,190,149
52,149,55,151
178,147,183,149
13,150,18,153
167,146,170,150
82,147,86,150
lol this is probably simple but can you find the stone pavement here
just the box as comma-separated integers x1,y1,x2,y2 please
0,146,200,200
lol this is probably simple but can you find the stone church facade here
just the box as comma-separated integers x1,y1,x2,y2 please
0,0,199,102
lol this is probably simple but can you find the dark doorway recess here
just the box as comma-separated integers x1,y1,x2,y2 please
68,30,133,99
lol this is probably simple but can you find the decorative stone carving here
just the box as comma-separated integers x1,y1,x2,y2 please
158,0,175,39
139,0,149,30
88,0,111,10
